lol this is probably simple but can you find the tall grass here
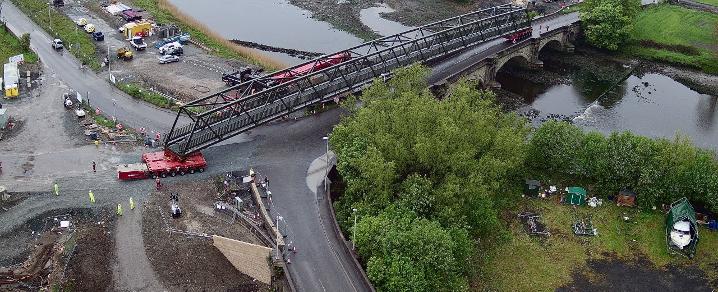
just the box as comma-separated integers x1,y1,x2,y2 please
133,0,284,70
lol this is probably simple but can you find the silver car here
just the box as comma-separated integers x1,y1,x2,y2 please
158,55,180,64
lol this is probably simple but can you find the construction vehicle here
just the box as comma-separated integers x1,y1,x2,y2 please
117,151,206,180
116,47,133,60
504,27,532,43
130,36,147,50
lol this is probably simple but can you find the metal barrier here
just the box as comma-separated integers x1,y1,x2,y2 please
164,5,529,157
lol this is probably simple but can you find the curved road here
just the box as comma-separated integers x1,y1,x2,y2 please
0,2,581,291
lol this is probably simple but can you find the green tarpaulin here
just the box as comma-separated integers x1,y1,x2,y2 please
666,197,699,258
565,187,587,206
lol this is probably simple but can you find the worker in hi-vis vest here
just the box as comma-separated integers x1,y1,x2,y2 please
53,183,59,196
89,190,95,203
117,203,123,216
129,197,135,210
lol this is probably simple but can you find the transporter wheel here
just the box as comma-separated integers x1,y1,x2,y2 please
161,172,167,178
189,168,195,174
170,172,176,177
199,168,205,173
179,170,185,176
152,173,158,179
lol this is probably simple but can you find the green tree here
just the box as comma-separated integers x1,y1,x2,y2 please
581,0,638,50
355,206,471,292
20,33,31,52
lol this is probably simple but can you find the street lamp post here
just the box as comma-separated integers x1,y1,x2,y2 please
112,98,117,122
352,208,358,250
47,2,51,31
322,135,329,193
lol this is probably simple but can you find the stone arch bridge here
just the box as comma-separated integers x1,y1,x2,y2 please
431,23,581,88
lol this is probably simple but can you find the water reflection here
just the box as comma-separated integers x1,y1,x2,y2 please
497,68,718,149
167,0,364,65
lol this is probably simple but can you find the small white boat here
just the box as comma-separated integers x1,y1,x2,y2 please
670,220,692,249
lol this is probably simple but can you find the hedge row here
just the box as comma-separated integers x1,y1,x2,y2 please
527,121,718,211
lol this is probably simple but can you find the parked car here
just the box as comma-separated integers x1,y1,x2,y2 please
158,42,183,55
92,31,105,41
51,39,64,50
158,55,180,64
130,36,147,50
121,10,142,22
162,46,183,56
84,23,96,34
75,17,87,27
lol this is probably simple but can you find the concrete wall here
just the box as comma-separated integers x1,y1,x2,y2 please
212,235,273,285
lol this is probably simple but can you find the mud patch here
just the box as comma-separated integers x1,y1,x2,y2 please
558,255,713,291
62,220,116,291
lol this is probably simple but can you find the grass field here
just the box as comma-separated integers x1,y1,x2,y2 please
0,27,38,63
130,0,284,70
10,0,100,70
474,197,718,291
624,5,718,73
695,0,718,7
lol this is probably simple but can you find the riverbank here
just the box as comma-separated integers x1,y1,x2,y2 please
287,0,502,41
624,4,718,74
129,0,284,70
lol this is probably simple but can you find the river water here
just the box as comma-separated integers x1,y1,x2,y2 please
166,0,364,65
498,69,718,150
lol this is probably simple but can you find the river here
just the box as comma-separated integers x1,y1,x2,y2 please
497,66,718,150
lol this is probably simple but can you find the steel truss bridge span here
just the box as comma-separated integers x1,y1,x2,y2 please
165,4,529,157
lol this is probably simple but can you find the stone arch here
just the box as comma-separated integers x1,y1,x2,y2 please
538,39,564,54
495,54,531,74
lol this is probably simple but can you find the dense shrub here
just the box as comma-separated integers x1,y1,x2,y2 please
527,120,718,211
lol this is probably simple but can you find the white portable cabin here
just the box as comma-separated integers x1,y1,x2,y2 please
3,63,19,98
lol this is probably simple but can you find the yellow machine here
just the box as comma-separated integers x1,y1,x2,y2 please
116,47,133,60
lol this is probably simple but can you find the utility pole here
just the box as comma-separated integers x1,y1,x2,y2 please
352,208,358,250
322,135,329,193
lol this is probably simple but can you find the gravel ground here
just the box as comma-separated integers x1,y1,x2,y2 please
57,0,247,102
141,178,269,291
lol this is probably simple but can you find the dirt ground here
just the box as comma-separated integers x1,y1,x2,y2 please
56,0,247,102
63,219,116,291
558,254,714,291
141,177,269,291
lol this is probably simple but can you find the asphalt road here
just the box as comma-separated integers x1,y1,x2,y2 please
1,0,180,133
0,3,580,291
429,11,580,85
